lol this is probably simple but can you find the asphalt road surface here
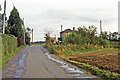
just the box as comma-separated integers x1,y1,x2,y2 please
2,45,101,79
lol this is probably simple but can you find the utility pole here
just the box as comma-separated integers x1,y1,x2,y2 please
61,25,62,32
3,0,6,34
23,18,25,45
32,28,33,42
100,20,102,35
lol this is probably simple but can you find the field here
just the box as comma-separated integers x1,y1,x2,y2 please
60,49,119,74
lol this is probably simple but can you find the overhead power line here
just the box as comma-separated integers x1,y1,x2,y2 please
11,0,15,7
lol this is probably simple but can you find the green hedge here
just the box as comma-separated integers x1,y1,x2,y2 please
1,34,17,56
0,34,2,66
2,46,25,67
0,34,2,55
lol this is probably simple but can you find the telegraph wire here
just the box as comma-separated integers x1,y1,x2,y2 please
10,0,15,7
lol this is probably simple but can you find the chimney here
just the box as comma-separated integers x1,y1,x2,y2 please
61,25,62,32
73,27,75,31
100,20,102,34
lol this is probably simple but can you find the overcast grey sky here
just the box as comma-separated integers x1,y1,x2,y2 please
0,0,119,41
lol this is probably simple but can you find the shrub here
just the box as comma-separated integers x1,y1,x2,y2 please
103,39,110,48
44,46,55,54
2,34,17,56
0,34,2,57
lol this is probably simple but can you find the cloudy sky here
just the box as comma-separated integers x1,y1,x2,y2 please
0,0,119,41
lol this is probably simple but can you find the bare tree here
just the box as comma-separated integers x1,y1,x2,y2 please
44,28,53,48
44,28,53,36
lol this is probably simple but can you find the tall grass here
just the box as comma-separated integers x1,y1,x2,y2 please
63,48,116,54
1,46,26,67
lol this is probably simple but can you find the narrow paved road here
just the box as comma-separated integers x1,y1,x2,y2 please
23,45,71,78
2,45,101,79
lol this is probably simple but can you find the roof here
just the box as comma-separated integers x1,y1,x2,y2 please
60,29,76,33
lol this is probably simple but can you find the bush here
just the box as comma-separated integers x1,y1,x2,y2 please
0,34,2,55
2,46,25,67
1,34,17,56
103,39,110,48
44,46,55,54
110,41,118,48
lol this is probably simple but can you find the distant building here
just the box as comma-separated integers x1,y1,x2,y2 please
113,33,120,40
50,37,56,44
60,27,76,42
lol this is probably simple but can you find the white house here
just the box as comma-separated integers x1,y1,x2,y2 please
114,34,120,40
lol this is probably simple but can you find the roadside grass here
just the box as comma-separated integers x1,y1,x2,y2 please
1,45,27,67
43,46,55,54
63,48,116,54
44,45,120,80
61,58,120,80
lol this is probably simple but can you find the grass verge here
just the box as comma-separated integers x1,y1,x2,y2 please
61,57,120,80
44,46,120,80
43,46,55,54
1,45,27,67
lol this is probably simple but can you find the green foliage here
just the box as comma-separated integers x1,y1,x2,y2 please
2,46,25,67
102,39,110,48
25,27,32,45
64,26,110,49
0,34,2,61
64,33,78,44
25,32,30,45
2,34,17,56
2,13,7,21
6,7,23,40
110,41,119,48
44,46,55,54
63,48,114,54
44,34,51,48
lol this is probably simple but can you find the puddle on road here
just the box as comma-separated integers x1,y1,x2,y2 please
67,74,82,77
2,47,28,78
45,52,95,78
2,70,9,74
14,53,27,78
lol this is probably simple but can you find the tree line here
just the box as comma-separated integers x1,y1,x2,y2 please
64,26,119,49
0,7,32,46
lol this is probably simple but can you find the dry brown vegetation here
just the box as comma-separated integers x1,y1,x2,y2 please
61,49,119,74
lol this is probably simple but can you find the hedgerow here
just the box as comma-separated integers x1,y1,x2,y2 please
1,34,17,56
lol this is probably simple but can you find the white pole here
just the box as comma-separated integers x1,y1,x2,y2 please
32,29,33,42
3,0,6,34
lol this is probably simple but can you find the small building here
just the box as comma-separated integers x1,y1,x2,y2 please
60,27,76,42
113,33,120,40
50,37,56,44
